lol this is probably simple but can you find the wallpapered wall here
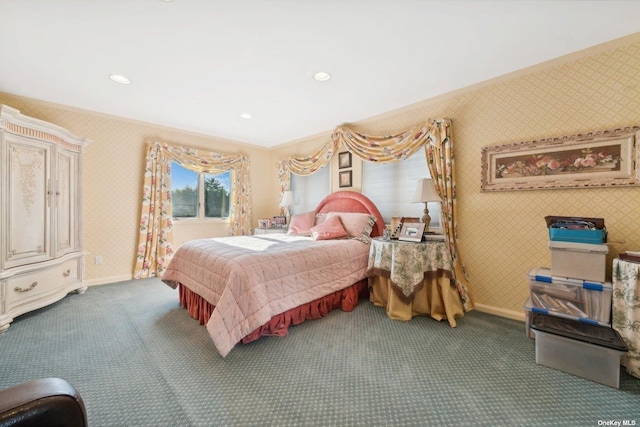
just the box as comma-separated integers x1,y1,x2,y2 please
270,34,640,319
2,34,639,319
0,94,274,285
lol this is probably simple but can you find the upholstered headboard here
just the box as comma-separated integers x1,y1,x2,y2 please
315,191,385,237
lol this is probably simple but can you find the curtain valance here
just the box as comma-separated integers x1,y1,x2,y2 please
278,119,451,179
332,118,449,163
277,119,451,196
276,138,337,200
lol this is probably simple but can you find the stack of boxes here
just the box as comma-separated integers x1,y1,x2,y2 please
525,216,628,388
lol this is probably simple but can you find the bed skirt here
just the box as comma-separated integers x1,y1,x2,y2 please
178,279,369,344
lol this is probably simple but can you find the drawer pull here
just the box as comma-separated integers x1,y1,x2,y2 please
63,269,71,277
15,282,38,293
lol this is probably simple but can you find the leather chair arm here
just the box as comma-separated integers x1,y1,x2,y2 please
0,378,87,427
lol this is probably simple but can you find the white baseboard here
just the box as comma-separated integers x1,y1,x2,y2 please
87,275,133,287
474,303,525,322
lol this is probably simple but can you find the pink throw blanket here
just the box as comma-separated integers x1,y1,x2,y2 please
162,234,370,357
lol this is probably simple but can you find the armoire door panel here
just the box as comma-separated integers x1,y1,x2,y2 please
55,149,78,256
5,138,51,268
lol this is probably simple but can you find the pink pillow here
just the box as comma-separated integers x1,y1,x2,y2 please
311,215,348,241
315,213,328,225
326,212,376,243
287,211,315,236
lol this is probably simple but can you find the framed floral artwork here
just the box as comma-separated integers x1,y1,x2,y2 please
338,151,352,169
480,126,640,191
339,170,352,188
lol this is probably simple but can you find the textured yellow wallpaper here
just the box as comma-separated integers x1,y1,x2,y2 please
0,94,274,285
272,34,640,319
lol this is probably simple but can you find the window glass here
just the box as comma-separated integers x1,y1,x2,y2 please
362,150,441,229
170,162,232,220
290,165,330,215
171,163,198,218
204,171,231,218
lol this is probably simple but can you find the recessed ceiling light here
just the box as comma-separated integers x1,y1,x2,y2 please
109,74,131,85
313,71,331,82
240,113,252,119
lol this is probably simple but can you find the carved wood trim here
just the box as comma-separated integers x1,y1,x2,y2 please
5,122,82,152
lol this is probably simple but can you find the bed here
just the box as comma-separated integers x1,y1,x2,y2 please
162,190,384,357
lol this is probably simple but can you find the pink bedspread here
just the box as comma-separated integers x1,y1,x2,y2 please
162,234,371,357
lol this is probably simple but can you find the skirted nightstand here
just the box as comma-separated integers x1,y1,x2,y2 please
367,236,463,326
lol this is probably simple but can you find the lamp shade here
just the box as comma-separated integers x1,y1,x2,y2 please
411,178,441,203
279,191,295,207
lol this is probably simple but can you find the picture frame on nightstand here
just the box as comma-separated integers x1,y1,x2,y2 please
389,216,420,239
398,222,425,242
271,216,287,227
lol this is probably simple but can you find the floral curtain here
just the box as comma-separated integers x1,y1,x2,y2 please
133,141,252,279
278,118,473,311
332,122,429,163
424,119,474,311
276,139,338,211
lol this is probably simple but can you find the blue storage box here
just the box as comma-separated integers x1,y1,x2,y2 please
545,216,606,244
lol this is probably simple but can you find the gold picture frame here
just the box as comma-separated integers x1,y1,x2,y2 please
480,126,640,191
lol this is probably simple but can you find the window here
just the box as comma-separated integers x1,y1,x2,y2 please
289,165,330,215
362,150,441,229
287,150,440,230
170,162,231,220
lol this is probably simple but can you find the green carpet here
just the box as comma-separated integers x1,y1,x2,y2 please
0,278,638,426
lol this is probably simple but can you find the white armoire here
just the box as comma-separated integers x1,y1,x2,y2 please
0,105,91,333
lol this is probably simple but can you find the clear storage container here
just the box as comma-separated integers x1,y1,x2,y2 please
528,267,612,325
530,313,627,388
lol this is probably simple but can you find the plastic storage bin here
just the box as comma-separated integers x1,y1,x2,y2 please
548,241,608,282
530,313,627,388
524,295,611,342
524,298,534,339
528,267,612,324
545,216,606,244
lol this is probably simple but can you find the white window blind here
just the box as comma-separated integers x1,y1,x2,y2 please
362,149,441,229
290,165,330,215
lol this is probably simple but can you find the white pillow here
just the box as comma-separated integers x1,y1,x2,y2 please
326,212,376,243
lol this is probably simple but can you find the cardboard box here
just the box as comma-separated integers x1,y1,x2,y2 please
530,313,627,388
527,267,612,324
548,241,608,283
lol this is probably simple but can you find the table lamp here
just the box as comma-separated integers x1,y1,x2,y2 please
411,178,441,231
279,191,295,224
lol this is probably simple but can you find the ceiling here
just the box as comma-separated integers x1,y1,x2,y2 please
1,1,640,148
